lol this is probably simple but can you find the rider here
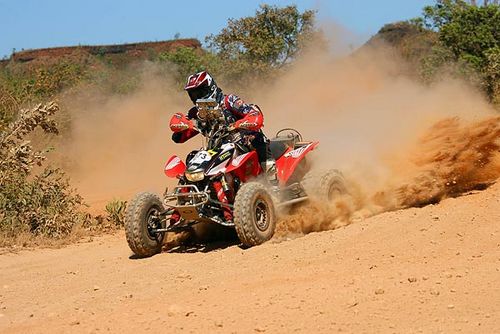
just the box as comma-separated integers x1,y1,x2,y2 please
169,71,276,223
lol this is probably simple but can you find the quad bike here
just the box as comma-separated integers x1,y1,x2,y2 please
125,99,347,257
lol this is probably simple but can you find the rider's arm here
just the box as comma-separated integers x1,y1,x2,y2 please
223,94,264,131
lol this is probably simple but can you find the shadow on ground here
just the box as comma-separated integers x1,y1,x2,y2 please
166,239,240,253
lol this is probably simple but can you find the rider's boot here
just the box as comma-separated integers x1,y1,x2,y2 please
262,158,278,186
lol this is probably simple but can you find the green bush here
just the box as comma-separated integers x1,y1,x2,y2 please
0,102,90,239
421,1,500,102
105,199,127,227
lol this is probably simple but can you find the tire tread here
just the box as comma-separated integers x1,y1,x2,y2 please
302,169,347,200
124,192,164,257
233,182,276,247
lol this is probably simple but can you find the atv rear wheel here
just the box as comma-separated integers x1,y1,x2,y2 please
125,192,165,257
234,182,276,247
302,169,348,201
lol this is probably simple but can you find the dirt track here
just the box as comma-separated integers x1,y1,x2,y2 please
1,183,499,333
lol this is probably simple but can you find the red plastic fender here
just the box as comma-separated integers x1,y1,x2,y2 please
276,142,319,184
225,151,262,182
164,155,186,178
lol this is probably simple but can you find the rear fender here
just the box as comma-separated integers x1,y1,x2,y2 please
164,155,186,178
276,142,319,184
225,151,261,182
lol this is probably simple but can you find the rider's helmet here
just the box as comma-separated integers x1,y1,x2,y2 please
184,71,222,104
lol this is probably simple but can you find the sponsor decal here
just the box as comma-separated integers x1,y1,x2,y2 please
239,120,257,129
284,144,311,159
219,152,231,160
171,121,188,130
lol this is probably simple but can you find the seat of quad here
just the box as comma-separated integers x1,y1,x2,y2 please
269,137,294,160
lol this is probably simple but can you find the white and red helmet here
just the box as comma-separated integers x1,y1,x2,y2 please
184,71,221,104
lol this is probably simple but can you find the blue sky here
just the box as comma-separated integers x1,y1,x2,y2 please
0,0,435,58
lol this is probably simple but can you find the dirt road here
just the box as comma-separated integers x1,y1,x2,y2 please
1,183,499,333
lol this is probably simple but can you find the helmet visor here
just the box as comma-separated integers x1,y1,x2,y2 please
187,85,211,103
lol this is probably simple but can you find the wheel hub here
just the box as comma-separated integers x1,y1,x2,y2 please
146,207,162,240
255,200,269,231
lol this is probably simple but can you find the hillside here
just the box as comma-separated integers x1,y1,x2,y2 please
366,21,436,52
0,38,201,67
362,21,438,75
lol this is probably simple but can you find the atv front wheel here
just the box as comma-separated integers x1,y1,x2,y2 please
125,192,165,257
302,169,348,201
234,182,276,247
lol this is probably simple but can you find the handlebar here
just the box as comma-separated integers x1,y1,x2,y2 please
206,122,240,150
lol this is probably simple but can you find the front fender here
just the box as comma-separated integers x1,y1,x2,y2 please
164,155,186,178
226,151,261,182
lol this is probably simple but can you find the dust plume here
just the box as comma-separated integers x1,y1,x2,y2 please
252,43,500,237
382,116,500,208
59,64,199,210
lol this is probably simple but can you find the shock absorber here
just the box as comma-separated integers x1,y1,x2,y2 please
221,174,234,201
221,174,230,192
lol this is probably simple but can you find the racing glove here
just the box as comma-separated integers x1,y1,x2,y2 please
169,113,193,132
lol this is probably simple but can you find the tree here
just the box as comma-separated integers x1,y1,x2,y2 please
206,5,316,80
424,1,499,59
424,0,499,30
471,0,500,6
421,0,500,103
